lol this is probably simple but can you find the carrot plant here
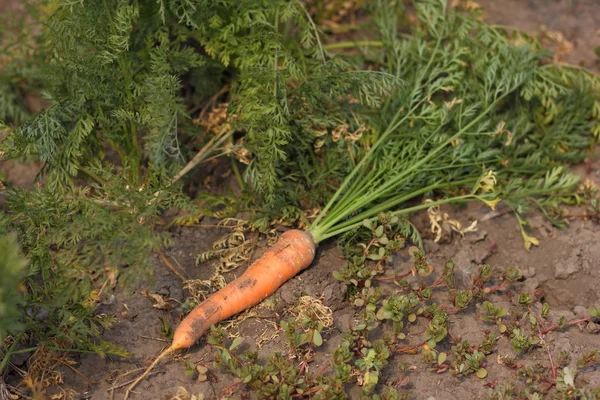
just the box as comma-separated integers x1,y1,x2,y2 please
0,216,28,343
1,0,600,397
123,0,600,395
0,0,392,393
308,0,599,247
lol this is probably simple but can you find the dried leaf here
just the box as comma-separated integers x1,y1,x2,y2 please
142,290,175,310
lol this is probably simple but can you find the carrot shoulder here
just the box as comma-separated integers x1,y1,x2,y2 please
172,228,317,349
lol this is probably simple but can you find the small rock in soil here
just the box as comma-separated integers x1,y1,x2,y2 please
538,227,551,238
473,246,493,264
522,278,539,294
522,265,536,278
553,336,572,355
554,249,583,279
552,309,576,322
322,284,334,302
279,286,297,305
528,215,545,229
469,230,488,243
573,305,589,317
581,243,599,275
8,348,32,367
101,293,116,305
453,248,478,289
169,285,183,302
334,308,355,333
529,215,553,234
423,239,440,253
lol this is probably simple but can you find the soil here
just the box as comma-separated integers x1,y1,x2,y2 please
1,1,600,399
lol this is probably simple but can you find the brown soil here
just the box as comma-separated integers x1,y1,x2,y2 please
2,1,600,399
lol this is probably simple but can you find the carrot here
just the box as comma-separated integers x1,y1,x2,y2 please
124,229,316,399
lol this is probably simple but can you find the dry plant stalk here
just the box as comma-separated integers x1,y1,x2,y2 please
292,296,333,329
191,219,258,300
168,387,204,400
301,0,363,27
427,201,479,243
537,25,573,63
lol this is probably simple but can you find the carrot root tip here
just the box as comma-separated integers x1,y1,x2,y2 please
123,346,175,400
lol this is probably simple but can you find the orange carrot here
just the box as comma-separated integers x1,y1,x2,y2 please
124,229,316,399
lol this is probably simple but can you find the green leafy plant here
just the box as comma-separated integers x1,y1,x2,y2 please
0,0,389,386
376,293,421,335
487,383,544,400
353,286,382,333
451,343,488,379
510,328,540,355
2,0,600,397
304,0,600,252
354,339,391,395
208,325,352,398
333,212,410,288
424,308,449,348
281,317,326,350
480,301,509,322
0,218,28,347
453,289,474,309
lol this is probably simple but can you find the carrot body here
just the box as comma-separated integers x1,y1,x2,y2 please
124,229,316,399
172,229,316,349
